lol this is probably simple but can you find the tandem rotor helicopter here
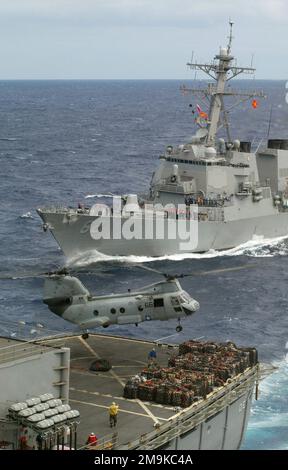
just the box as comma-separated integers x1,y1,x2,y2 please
0,264,253,339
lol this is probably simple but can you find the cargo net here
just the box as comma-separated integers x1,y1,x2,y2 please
123,340,258,408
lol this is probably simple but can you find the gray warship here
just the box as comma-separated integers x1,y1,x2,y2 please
37,22,288,258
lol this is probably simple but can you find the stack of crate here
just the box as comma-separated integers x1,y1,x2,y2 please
123,340,258,407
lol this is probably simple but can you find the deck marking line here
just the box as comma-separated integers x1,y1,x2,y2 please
70,399,168,421
70,387,173,411
79,336,101,358
78,337,160,424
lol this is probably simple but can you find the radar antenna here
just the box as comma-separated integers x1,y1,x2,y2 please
181,21,266,146
227,19,234,54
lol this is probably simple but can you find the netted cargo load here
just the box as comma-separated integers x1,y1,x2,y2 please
178,340,258,366
141,367,158,380
137,382,156,402
240,347,258,367
155,384,168,404
123,383,138,399
179,341,201,355
170,342,258,382
181,391,195,408
171,389,183,406
123,340,258,408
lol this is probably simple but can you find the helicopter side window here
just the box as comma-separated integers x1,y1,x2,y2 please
111,308,116,314
154,298,164,308
93,310,99,316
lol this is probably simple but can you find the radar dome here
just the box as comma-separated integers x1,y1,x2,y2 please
123,194,140,213
218,138,226,154
204,147,217,159
233,139,240,150
90,204,110,217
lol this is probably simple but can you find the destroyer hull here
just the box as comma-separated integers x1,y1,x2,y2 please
38,210,288,258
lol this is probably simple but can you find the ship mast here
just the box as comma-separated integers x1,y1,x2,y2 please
183,21,265,147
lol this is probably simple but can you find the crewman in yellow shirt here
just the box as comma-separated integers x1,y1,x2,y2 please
109,402,119,428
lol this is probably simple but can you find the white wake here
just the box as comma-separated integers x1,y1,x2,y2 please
248,357,288,430
84,194,114,199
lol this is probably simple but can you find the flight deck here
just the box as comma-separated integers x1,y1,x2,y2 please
42,334,258,450
44,334,178,448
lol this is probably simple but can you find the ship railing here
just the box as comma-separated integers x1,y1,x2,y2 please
252,137,265,153
155,183,185,194
0,340,56,364
118,364,259,450
38,206,90,215
38,206,70,212
186,199,233,208
77,432,118,450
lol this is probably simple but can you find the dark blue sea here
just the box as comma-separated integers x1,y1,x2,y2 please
0,79,288,449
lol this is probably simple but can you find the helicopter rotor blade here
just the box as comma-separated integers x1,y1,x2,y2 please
69,262,257,280
0,266,69,280
0,273,48,280
135,264,167,277
0,262,256,281
175,264,256,279
132,262,256,280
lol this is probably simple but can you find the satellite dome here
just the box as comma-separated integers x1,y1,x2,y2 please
204,147,217,159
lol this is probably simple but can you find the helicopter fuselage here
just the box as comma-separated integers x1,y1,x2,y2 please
43,275,200,330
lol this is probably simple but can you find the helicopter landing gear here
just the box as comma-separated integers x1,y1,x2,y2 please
82,332,89,340
176,319,183,333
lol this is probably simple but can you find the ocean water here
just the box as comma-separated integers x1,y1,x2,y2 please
0,79,288,449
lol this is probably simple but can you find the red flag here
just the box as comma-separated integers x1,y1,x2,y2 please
196,104,208,119
251,99,258,109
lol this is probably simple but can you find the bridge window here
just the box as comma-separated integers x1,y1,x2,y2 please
154,298,164,308
110,308,116,314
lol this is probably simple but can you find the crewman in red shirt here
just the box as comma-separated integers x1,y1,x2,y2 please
86,432,98,446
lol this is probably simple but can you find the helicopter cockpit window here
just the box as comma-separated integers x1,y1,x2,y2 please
111,308,116,314
93,310,99,316
180,292,191,303
154,298,164,308
174,306,182,312
171,296,180,306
